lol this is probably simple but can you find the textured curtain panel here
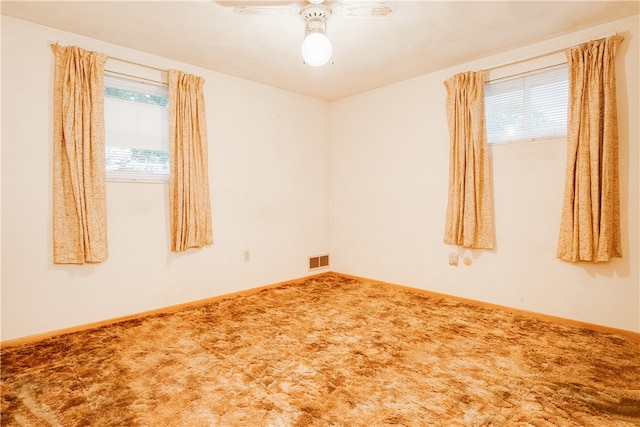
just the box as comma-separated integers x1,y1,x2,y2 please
168,70,213,252
443,72,494,249
557,35,624,263
51,45,108,264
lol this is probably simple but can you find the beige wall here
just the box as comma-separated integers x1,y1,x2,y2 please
2,15,638,341
330,15,639,332
1,16,330,340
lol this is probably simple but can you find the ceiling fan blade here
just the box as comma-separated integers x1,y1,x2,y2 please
332,1,394,18
233,6,301,16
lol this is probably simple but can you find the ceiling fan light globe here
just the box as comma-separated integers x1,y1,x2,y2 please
301,33,332,67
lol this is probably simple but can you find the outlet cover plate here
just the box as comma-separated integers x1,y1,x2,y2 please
448,253,458,266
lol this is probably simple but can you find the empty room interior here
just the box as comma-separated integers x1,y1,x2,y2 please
1,0,640,425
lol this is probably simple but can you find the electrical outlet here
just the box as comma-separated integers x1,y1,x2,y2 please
448,253,458,266
243,250,250,262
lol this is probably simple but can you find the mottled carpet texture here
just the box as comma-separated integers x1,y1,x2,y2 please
2,274,640,426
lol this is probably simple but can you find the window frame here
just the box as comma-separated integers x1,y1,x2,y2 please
103,72,170,183
484,64,568,145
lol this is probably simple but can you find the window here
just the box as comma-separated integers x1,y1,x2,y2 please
104,74,169,181
485,65,568,144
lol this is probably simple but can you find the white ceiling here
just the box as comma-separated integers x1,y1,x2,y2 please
2,0,638,101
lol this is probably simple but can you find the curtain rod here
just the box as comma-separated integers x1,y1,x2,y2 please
105,56,167,85
106,55,167,74
52,41,168,76
105,69,167,86
480,33,618,74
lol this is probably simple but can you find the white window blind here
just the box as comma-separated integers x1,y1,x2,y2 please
104,73,169,182
485,65,568,144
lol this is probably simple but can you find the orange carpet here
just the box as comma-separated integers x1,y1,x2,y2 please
2,273,639,426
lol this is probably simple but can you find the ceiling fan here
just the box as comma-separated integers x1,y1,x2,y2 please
230,0,396,67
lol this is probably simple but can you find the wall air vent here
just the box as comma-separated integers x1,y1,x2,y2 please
309,254,329,270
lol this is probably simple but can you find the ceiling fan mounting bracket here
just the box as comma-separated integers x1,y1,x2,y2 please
301,4,331,25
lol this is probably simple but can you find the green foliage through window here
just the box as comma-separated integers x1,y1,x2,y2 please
104,86,168,107
106,147,169,175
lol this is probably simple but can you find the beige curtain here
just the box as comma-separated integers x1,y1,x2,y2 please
443,71,494,249
51,45,108,264
557,35,624,263
168,69,213,252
